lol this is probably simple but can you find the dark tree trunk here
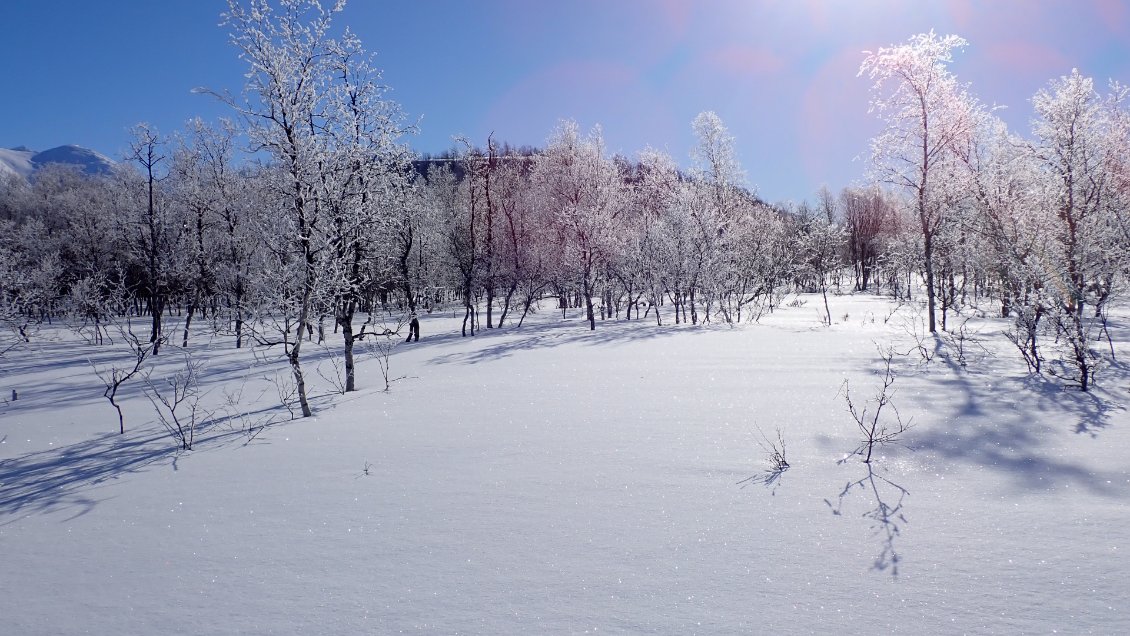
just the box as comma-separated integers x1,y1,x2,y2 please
341,311,356,392
498,281,518,328
182,302,195,348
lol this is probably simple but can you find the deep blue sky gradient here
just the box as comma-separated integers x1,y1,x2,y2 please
3,0,1129,203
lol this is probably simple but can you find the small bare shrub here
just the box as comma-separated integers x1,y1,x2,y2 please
940,315,990,369
840,345,913,464
315,347,348,395
145,352,211,451
91,321,160,434
270,369,299,419
357,314,409,392
217,380,277,443
737,425,790,491
900,305,935,364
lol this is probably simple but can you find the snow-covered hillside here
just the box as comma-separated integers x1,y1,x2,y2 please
29,144,115,175
1,295,1128,634
0,147,35,180
0,144,114,180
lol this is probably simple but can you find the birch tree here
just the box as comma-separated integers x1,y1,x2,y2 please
1029,70,1126,390
319,28,412,392
216,0,347,416
532,121,623,331
126,124,174,354
168,119,237,348
213,0,413,405
688,111,746,324
860,31,979,333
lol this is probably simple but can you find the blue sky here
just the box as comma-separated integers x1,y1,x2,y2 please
3,0,1129,204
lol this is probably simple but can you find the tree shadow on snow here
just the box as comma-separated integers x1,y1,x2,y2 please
904,366,1127,499
0,429,177,522
0,338,126,378
424,317,717,366
0,402,305,523
825,461,910,578
1024,370,1128,437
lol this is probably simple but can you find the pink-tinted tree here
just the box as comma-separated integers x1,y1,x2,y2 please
532,121,623,331
861,31,979,333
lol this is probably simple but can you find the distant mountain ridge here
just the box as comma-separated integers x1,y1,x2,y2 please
0,144,116,180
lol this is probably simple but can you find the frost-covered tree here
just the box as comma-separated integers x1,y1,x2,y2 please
490,151,546,327
792,199,844,325
953,109,1046,366
840,186,894,292
532,121,623,331
215,0,410,410
691,111,745,224
688,111,747,324
1028,70,1126,390
0,218,65,346
215,155,263,350
430,151,480,336
387,172,437,315
168,119,237,348
610,151,666,323
216,0,343,415
861,31,979,333
124,124,176,355
318,29,412,391
1110,84,1130,246
474,137,503,328
726,199,791,322
629,148,682,325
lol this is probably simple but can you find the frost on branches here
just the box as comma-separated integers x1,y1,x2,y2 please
860,31,979,335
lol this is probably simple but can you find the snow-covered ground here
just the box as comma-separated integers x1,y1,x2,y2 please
2,294,1128,634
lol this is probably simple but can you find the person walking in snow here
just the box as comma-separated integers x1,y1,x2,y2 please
406,313,420,342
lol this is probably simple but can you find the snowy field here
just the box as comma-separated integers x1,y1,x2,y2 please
2,293,1129,634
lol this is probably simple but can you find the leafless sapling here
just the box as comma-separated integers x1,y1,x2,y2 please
940,314,989,369
269,369,299,420
92,322,160,434
840,345,913,463
315,346,349,395
900,304,937,365
145,352,210,450
351,312,409,392
217,380,276,442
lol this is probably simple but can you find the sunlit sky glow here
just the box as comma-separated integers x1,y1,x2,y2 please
3,0,1129,203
